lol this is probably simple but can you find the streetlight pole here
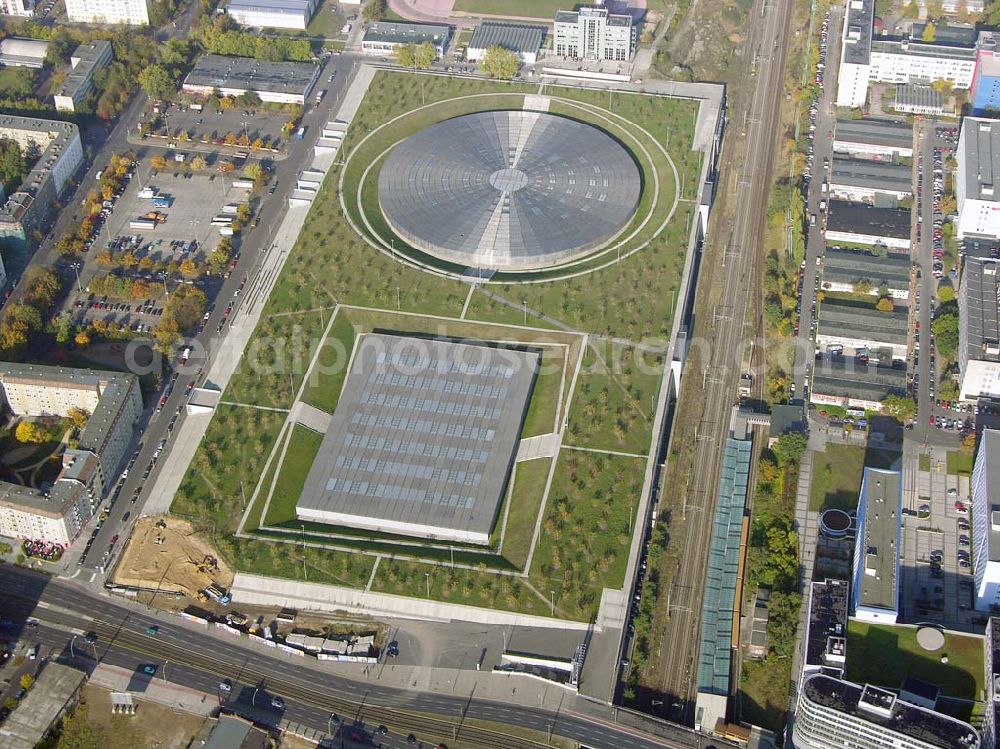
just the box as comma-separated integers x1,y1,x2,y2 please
69,636,76,660
72,263,82,294
550,590,554,617
300,524,307,581
162,660,168,682
425,572,430,598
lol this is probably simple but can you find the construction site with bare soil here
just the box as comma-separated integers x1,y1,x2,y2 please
110,516,233,604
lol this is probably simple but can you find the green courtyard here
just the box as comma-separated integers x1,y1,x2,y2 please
171,71,701,620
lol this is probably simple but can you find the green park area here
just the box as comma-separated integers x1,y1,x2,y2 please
808,443,898,512
172,71,699,620
847,621,984,702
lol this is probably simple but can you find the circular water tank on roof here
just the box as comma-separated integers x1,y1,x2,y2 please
819,508,854,538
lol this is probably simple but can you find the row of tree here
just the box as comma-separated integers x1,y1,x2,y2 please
197,15,313,62
0,267,62,353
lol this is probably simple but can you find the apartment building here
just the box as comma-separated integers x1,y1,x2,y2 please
851,467,901,624
53,41,114,113
553,3,634,62
64,0,149,24
794,673,980,749
958,118,1000,241
0,364,142,546
973,430,1000,612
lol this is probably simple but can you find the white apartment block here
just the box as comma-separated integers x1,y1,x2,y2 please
65,0,148,24
974,430,1000,612
794,673,980,749
836,0,875,108
553,4,634,62
0,0,35,15
0,364,142,546
958,118,1000,241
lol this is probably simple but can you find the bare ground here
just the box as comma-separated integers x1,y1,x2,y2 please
112,516,233,598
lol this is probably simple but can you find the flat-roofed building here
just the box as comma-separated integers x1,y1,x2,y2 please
894,83,947,116
825,201,912,250
869,29,978,91
836,0,874,108
0,363,142,546
0,38,48,68
0,663,86,749
851,467,901,624
810,356,908,412
296,334,539,544
817,297,909,360
822,246,911,299
553,4,634,62
959,257,1000,401
833,118,913,160
65,0,149,24
803,578,849,681
973,33,1000,116
361,21,451,58
225,0,319,30
794,673,980,749
0,116,83,254
985,617,1000,749
182,54,320,104
958,117,1000,240
53,41,113,113
829,156,913,202
467,21,545,65
974,430,1000,612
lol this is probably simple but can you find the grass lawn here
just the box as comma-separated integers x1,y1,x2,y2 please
301,311,356,414
453,0,566,17
262,425,324,526
947,450,974,476
305,0,344,38
564,343,662,455
847,621,984,701
808,443,865,512
808,444,899,512
740,655,794,733
500,458,552,569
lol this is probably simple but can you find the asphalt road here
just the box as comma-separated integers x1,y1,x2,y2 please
72,51,366,577
791,3,841,399
652,0,794,723
1,567,730,749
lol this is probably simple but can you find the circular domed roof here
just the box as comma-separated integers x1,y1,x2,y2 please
377,110,641,271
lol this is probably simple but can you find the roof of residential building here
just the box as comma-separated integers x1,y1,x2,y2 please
872,37,977,60
912,21,977,46
823,246,911,289
830,156,913,194
226,0,317,17
834,118,913,151
0,37,49,66
895,83,944,111
961,257,1000,365
54,41,113,104
825,201,912,240
183,54,318,95
363,20,451,46
842,0,874,66
818,298,909,345
805,578,849,677
979,430,1000,563
961,117,1000,203
801,674,980,749
811,357,908,401
856,467,902,613
0,663,85,749
468,21,545,54
0,116,80,228
555,6,631,26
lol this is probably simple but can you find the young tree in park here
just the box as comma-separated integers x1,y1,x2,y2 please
151,154,168,170
138,64,175,101
395,43,416,68
362,0,386,22
881,394,917,422
875,297,894,312
414,41,436,68
15,422,46,444
74,330,91,348
217,160,235,173
479,46,519,80
190,154,207,171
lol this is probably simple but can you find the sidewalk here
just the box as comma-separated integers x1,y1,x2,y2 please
89,662,217,716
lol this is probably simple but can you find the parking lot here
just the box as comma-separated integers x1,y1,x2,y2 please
64,168,250,332
148,100,292,153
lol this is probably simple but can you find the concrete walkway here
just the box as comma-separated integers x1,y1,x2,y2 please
516,433,561,461
89,662,216,716
291,402,333,433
